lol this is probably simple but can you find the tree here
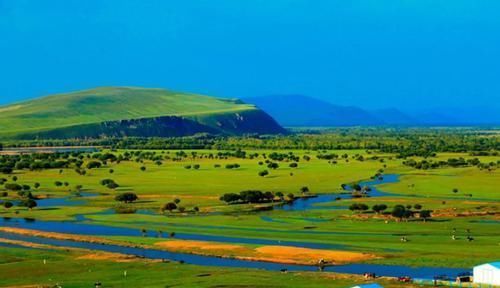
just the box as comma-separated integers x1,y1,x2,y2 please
287,193,295,201
419,210,432,222
352,184,362,191
34,182,40,189
452,188,459,193
413,204,422,210
289,163,298,168
86,161,102,169
0,167,13,174
239,190,265,203
54,181,63,187
372,204,388,214
17,190,33,199
263,191,275,202
275,191,284,201
193,164,200,170
300,186,309,194
4,183,22,191
349,203,369,213
174,198,181,204
162,202,177,212
107,182,119,189
402,209,414,220
21,199,37,210
267,162,279,169
391,205,406,221
258,170,269,177
140,166,146,172
3,201,13,209
115,193,138,203
220,193,241,204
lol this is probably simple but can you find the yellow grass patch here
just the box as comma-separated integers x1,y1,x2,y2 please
155,240,377,265
253,245,376,265
77,252,141,262
156,240,244,252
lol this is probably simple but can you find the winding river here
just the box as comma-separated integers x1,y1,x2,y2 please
0,174,470,279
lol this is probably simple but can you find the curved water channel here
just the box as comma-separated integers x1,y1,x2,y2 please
0,174,471,279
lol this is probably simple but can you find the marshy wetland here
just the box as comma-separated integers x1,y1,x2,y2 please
0,131,499,287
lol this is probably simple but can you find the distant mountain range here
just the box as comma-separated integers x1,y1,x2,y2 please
1,89,496,140
244,95,499,127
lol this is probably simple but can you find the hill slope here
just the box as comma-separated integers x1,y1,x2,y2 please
0,87,286,139
244,95,384,127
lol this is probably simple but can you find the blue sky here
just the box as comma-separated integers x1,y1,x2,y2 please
1,0,499,112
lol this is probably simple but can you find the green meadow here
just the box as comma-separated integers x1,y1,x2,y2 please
0,246,422,288
0,147,499,287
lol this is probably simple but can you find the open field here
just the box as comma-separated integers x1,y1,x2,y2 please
0,146,499,287
0,245,421,288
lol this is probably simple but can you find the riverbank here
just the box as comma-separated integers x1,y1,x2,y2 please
0,227,376,266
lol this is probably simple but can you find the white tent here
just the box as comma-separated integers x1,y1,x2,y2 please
473,262,500,286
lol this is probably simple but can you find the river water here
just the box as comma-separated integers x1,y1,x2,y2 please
0,174,471,279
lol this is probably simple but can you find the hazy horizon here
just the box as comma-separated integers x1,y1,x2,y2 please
1,0,499,114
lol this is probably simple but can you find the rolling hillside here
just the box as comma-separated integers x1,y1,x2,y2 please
0,87,286,139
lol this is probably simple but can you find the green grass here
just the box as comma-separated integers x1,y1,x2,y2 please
0,149,499,284
0,87,265,137
0,246,414,288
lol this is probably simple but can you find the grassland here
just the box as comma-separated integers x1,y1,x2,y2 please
0,87,284,138
0,148,499,287
0,245,421,288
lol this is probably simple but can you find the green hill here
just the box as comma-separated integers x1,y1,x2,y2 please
0,87,286,139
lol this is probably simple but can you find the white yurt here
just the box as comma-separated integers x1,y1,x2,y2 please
473,262,500,286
